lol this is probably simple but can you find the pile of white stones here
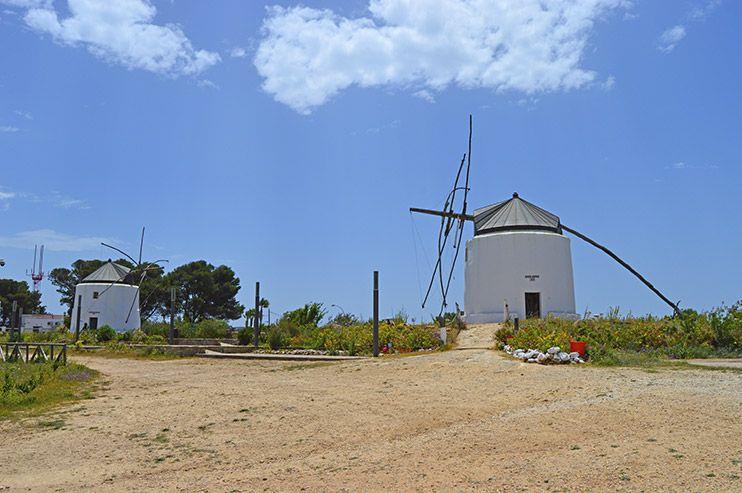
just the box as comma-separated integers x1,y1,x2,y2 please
503,345,585,364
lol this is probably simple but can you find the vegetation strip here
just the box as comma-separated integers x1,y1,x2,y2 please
497,302,741,366
0,361,98,419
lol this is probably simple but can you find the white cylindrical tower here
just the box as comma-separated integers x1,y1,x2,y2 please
70,261,141,333
464,193,577,323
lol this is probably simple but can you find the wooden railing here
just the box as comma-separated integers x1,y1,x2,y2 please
0,343,67,364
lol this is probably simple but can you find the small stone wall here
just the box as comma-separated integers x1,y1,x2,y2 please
173,338,239,346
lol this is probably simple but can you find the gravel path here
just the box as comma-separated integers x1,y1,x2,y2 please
1,350,740,492
455,323,499,349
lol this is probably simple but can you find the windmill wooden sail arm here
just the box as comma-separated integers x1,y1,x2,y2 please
559,223,682,317
408,207,474,222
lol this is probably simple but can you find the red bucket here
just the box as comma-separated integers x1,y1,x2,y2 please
570,340,587,356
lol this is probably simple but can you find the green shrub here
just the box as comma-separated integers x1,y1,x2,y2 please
507,301,741,362
96,325,116,342
177,319,230,339
1,361,97,418
267,326,288,350
237,326,252,345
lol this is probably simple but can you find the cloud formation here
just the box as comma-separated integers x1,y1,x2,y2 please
5,0,219,76
0,229,112,251
0,186,89,211
657,1,721,54
657,25,686,53
254,0,626,114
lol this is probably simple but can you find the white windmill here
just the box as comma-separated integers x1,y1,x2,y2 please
70,228,167,335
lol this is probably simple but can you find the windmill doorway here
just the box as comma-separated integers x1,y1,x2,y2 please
525,293,541,319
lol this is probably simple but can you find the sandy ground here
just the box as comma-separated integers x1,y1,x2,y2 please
1,343,740,492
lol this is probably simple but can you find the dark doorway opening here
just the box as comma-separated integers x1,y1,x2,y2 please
89,317,98,330
525,293,541,319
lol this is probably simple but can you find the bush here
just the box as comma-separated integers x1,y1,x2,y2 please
306,321,442,355
237,326,252,345
267,326,288,350
96,325,116,342
177,319,230,339
507,301,742,363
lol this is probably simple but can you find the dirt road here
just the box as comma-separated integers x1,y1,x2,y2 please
1,349,740,492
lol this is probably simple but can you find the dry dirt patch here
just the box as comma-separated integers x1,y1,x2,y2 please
0,350,740,492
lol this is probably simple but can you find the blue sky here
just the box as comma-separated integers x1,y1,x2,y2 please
1,0,740,322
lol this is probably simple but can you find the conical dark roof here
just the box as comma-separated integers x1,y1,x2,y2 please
80,261,131,284
472,192,561,235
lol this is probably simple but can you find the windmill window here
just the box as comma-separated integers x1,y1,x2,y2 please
93,291,99,299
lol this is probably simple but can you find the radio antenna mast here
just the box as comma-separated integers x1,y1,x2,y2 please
27,244,45,291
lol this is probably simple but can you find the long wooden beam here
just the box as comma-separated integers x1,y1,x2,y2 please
561,224,682,317
409,207,474,222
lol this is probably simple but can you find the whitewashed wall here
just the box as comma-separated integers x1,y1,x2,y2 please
70,283,141,333
464,231,576,323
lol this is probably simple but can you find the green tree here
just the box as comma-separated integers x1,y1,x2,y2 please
283,302,326,327
245,298,270,326
165,261,244,322
0,279,45,326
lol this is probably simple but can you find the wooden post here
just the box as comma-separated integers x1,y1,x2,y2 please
514,317,519,334
74,295,82,342
253,282,260,348
373,271,379,357
169,287,176,345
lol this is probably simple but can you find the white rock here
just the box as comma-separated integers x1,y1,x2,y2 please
536,353,549,364
527,358,538,363
569,352,580,360
547,346,561,355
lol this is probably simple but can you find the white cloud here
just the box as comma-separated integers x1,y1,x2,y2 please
254,0,627,114
657,1,721,54
601,74,616,90
230,46,247,58
0,125,20,132
0,229,112,251
665,161,719,171
0,187,89,210
657,25,686,53
14,109,33,120
413,89,435,103
0,189,16,210
49,191,90,210
0,0,52,7
688,0,721,21
10,0,219,76
196,79,219,90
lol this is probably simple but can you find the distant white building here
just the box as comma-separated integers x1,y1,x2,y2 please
21,313,64,333
465,193,577,323
70,261,141,333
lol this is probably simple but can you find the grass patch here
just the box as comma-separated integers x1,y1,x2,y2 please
0,361,98,420
70,345,181,361
498,302,741,367
282,361,335,371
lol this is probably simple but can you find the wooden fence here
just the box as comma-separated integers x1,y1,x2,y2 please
0,343,67,365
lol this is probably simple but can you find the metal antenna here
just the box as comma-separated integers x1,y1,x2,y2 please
28,244,46,291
